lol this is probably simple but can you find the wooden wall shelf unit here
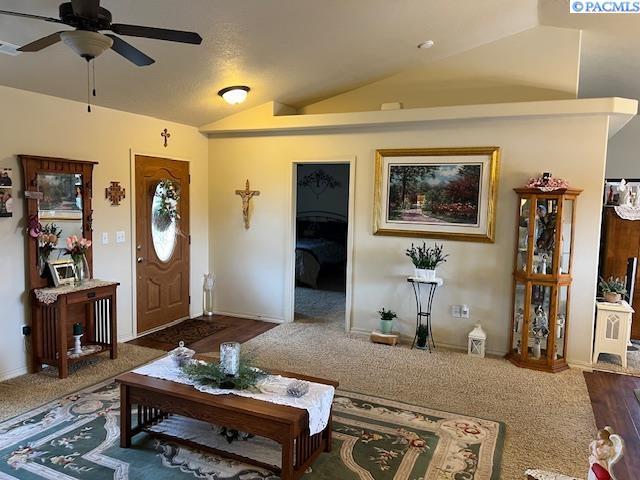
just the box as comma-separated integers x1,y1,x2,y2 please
20,155,119,378
506,187,581,373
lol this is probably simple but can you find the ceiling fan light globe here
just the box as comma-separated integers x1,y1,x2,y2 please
218,86,250,105
60,30,113,59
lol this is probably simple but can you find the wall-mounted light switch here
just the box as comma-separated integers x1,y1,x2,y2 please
451,305,461,318
116,231,125,243
101,232,109,244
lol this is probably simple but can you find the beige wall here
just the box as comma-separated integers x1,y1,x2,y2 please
606,117,640,178
302,26,580,115
0,86,208,380
209,115,610,366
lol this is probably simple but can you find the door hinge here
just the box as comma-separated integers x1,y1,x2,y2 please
188,235,191,245
189,295,191,304
188,175,191,184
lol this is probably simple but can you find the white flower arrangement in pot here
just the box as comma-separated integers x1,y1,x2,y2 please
599,276,627,303
405,242,448,281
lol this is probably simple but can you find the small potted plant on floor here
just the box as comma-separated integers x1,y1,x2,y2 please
415,324,429,350
599,276,627,303
378,308,397,334
406,242,449,281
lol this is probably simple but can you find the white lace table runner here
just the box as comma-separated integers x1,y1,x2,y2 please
34,279,118,305
133,356,335,435
614,204,640,221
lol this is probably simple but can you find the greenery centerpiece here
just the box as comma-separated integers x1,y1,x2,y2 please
181,356,267,391
378,308,397,334
405,241,449,281
599,276,627,303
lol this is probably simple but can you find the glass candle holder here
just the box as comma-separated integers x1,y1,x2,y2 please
220,342,240,377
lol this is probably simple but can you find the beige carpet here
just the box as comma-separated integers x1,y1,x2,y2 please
223,321,596,480
0,342,163,422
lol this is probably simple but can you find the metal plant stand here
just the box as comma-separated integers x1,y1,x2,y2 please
407,277,443,351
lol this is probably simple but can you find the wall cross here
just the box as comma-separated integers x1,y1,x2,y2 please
235,179,260,229
161,128,171,148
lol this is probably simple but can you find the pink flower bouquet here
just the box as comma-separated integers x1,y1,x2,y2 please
65,235,92,263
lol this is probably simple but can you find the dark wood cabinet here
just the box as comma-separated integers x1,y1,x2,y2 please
601,207,640,339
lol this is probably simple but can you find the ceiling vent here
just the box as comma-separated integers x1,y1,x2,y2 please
0,40,20,56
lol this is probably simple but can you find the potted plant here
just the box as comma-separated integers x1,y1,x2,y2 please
599,276,627,303
378,308,397,334
405,242,449,281
415,324,429,349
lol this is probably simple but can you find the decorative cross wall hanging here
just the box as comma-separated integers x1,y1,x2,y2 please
235,179,260,229
161,128,171,148
105,181,126,206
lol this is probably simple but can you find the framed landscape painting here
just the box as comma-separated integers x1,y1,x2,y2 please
373,147,500,242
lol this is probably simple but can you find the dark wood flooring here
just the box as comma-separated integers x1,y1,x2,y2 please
127,315,277,353
584,370,640,480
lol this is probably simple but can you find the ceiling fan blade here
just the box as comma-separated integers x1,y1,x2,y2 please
0,9,63,23
71,0,100,19
106,34,155,66
110,24,202,44
18,32,64,52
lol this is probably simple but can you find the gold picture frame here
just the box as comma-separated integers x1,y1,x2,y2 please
373,147,500,242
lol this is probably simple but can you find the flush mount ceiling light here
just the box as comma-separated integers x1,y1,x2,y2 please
218,85,250,105
417,40,435,49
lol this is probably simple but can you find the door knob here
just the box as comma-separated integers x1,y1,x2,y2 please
137,257,144,263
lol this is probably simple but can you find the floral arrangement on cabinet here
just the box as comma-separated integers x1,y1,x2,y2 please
599,276,627,304
406,242,448,281
65,235,92,283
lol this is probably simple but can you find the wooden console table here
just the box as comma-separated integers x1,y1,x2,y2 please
31,279,119,378
117,368,338,480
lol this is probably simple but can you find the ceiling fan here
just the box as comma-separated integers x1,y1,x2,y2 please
0,0,203,66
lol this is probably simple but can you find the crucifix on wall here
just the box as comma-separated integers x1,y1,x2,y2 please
235,179,260,229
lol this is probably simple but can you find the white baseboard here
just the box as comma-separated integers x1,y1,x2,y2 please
0,365,28,382
213,310,285,324
349,327,507,357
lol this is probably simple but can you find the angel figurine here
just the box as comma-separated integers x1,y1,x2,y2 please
587,426,624,480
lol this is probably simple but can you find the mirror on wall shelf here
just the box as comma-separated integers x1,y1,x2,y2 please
36,173,84,267
20,155,97,290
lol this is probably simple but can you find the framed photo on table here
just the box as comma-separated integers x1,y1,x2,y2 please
373,147,500,242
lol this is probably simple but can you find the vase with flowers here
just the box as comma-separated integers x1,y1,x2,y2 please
37,223,62,275
65,235,92,284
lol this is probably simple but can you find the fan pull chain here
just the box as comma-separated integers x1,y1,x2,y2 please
86,60,91,113
92,60,96,97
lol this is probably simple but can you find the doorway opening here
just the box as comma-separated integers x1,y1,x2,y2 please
293,163,351,327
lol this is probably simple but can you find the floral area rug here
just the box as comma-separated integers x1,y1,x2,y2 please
0,381,504,479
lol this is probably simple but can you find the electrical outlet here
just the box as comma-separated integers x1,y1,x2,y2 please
101,232,109,244
450,305,461,318
461,304,470,319
116,231,125,243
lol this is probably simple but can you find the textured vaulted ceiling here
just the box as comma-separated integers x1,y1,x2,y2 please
539,0,640,100
0,0,539,126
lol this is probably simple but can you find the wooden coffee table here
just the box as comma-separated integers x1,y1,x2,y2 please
116,368,338,480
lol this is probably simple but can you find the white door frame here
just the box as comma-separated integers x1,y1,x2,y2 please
285,158,356,331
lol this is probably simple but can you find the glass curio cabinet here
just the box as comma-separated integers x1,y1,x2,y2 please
507,187,581,372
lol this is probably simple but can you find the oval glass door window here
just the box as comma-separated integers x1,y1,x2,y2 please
151,181,178,262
